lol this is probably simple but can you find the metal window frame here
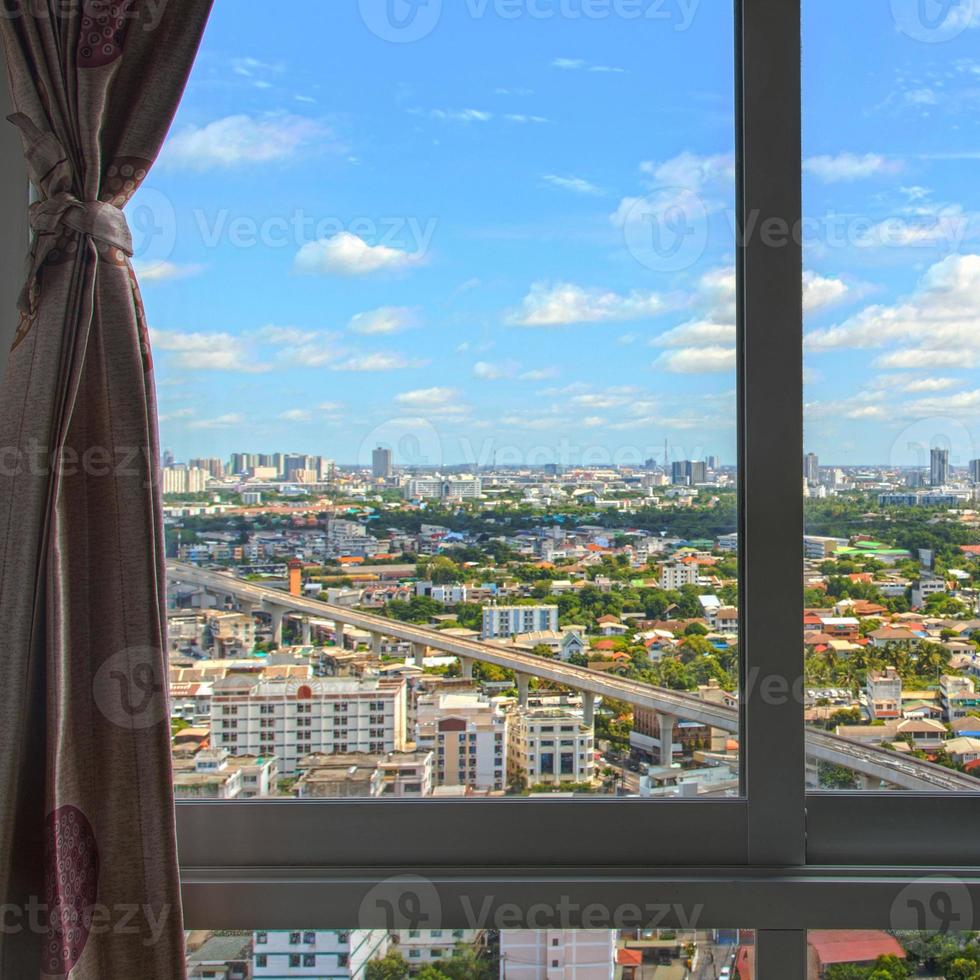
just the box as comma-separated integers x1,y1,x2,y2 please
5,2,980,976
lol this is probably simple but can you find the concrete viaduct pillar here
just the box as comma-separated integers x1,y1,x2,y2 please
582,692,596,728
371,632,384,657
268,606,285,647
412,642,427,667
459,656,474,680
238,599,255,617
301,618,312,645
516,673,530,708
659,712,677,765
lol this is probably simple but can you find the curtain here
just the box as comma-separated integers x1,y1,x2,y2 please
0,2,213,976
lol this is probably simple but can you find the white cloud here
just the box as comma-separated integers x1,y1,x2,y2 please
428,108,492,123
654,345,737,374
348,306,418,335
803,272,850,312
542,174,603,195
473,360,519,380
550,58,625,73
804,153,900,183
395,387,460,408
806,254,980,356
162,114,328,170
509,281,664,327
906,389,980,416
519,367,559,381
505,114,549,124
876,348,977,369
253,325,321,346
279,409,312,423
133,261,203,283
332,353,427,372
900,376,962,393
639,152,734,191
189,413,245,430
151,329,270,373
294,233,424,277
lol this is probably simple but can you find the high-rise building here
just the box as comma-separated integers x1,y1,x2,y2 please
509,706,594,788
804,452,819,483
372,446,393,479
162,465,209,494
671,460,707,486
930,447,950,487
706,455,720,471
970,459,980,484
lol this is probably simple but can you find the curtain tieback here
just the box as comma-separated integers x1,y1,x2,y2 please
7,113,133,316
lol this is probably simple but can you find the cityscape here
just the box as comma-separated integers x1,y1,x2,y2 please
129,2,980,976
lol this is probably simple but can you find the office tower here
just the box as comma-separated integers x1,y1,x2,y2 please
930,447,950,487
970,459,980,484
707,455,720,471
804,452,819,483
372,446,393,479
672,460,706,486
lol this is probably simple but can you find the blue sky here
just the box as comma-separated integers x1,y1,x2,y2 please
138,0,980,469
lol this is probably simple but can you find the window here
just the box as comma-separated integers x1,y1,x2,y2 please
7,1,979,977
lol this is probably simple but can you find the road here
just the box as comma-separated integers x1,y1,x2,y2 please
167,562,980,792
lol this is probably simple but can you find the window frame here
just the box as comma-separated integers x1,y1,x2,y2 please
5,2,980,976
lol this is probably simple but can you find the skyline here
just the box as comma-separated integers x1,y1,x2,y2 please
133,2,980,466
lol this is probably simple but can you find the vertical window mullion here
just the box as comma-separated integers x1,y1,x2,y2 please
757,929,807,980
738,0,805,866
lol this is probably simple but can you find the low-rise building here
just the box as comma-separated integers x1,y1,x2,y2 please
253,930,389,978
866,667,902,721
509,706,594,788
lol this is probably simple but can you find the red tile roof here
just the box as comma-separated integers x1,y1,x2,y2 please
808,930,905,967
617,949,643,966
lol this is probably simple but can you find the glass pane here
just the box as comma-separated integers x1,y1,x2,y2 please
142,2,741,800
804,1,980,792
187,928,756,978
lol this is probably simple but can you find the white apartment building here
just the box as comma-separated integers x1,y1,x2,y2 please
941,674,980,722
395,929,484,970
415,692,508,792
912,574,947,609
162,464,210,495
210,676,408,775
482,604,559,640
253,930,388,979
499,929,616,979
172,749,278,800
326,518,385,559
293,750,434,799
404,476,482,501
659,562,700,590
416,581,468,604
509,707,595,788
804,535,849,560
866,667,902,721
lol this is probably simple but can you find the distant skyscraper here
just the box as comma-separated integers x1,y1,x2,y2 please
706,455,720,471
672,460,707,486
804,452,819,484
372,446,393,479
162,448,175,468
930,447,950,487
970,459,980,484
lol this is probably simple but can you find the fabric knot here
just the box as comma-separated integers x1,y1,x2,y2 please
8,113,133,316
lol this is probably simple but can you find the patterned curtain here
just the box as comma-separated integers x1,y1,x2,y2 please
0,2,213,976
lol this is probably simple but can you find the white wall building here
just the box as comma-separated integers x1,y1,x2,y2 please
659,562,700,590
395,929,484,970
509,707,595,788
253,930,388,978
499,929,616,979
210,676,407,775
482,604,559,640
415,692,508,792
404,476,482,501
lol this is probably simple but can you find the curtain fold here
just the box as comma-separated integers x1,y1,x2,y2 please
0,3,213,977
